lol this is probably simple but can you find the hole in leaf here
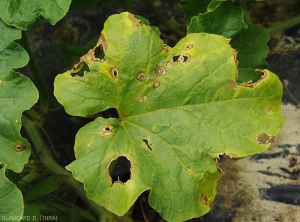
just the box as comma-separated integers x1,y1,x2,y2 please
71,61,90,77
256,133,271,144
101,125,113,136
136,72,146,82
15,144,26,152
110,67,119,82
172,54,180,63
172,53,190,63
108,156,131,185
183,53,191,62
94,44,105,60
142,139,152,151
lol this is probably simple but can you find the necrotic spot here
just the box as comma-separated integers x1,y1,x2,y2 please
15,144,26,152
200,194,208,205
153,81,160,88
142,139,152,151
185,44,194,50
162,43,169,52
156,66,167,77
110,67,119,82
136,72,146,82
138,95,147,103
101,125,113,136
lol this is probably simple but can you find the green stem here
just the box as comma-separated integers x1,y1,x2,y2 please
125,0,133,13
22,115,133,222
240,0,252,24
20,31,49,114
141,0,185,38
266,14,300,33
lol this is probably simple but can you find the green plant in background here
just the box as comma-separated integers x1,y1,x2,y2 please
1,0,294,221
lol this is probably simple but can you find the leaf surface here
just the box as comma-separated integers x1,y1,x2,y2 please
54,12,283,221
0,165,23,221
0,0,71,30
186,2,270,84
0,19,39,173
187,2,246,38
178,0,212,25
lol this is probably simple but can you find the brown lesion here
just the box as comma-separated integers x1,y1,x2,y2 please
110,67,119,82
136,72,146,82
101,125,113,136
15,144,26,152
185,43,194,50
153,81,160,88
155,66,167,77
128,13,143,26
138,95,147,103
200,194,208,205
162,43,170,52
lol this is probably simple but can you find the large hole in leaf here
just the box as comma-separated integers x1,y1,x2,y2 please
256,133,271,144
71,61,90,77
94,44,105,60
172,55,180,63
108,156,131,184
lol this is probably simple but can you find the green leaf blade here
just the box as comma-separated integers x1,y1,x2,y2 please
0,20,39,173
55,12,284,221
0,165,24,221
187,2,246,38
0,0,71,30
